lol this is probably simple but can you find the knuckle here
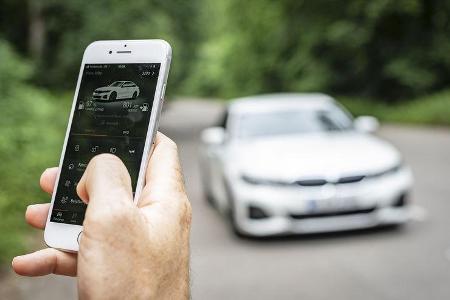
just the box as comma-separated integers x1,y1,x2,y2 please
179,197,192,228
87,204,132,228
167,138,178,152
108,207,132,223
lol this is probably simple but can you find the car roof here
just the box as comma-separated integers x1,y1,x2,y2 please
228,93,337,114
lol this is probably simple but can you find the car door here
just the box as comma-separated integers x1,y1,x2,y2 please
124,82,135,99
130,83,138,97
117,82,127,99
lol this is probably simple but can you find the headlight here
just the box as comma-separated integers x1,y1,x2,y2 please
366,161,403,179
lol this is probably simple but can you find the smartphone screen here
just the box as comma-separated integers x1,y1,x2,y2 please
50,63,160,225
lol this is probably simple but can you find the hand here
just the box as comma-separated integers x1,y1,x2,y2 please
12,133,192,299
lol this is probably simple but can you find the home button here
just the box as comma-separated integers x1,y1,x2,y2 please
77,231,83,245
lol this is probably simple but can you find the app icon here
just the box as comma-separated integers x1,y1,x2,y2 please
140,103,149,112
91,146,99,153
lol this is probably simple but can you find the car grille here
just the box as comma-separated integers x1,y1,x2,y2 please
295,175,365,187
289,206,377,220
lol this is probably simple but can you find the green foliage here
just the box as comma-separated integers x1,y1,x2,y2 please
187,0,450,100
0,0,200,95
0,40,67,262
339,90,450,126
1,0,449,100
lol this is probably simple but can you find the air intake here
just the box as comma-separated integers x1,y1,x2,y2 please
295,179,327,187
336,175,365,184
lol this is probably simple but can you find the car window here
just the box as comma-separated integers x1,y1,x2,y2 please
236,107,353,139
109,81,123,87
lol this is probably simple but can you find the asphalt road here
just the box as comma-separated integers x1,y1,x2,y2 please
2,100,450,300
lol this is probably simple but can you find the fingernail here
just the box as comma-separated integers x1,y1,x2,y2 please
12,256,21,265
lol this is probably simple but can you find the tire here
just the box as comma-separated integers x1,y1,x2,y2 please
204,188,216,207
132,91,137,99
199,164,216,207
109,91,117,101
200,175,215,206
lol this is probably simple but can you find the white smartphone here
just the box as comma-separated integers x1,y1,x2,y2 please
44,40,171,252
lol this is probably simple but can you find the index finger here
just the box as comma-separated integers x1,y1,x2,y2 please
40,167,59,194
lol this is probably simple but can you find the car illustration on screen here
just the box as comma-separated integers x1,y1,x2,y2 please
92,81,140,101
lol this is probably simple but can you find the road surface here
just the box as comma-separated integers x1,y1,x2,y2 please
2,99,449,300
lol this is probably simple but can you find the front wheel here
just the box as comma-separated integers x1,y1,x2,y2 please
109,91,117,101
132,91,138,99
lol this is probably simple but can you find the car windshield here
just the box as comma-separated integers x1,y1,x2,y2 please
237,108,353,139
109,81,123,87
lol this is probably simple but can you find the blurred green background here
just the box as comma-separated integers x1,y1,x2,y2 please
0,0,449,263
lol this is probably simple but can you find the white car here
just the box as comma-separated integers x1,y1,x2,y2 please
200,93,413,237
92,81,140,101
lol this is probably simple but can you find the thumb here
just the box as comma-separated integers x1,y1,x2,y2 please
138,132,186,208
77,154,133,213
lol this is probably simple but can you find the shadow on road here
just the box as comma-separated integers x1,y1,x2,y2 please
231,224,409,244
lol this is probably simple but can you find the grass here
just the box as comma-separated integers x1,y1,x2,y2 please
338,90,450,126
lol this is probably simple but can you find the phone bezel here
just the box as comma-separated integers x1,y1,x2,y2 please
44,40,172,252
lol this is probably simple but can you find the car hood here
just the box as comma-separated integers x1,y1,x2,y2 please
95,87,113,92
228,132,402,181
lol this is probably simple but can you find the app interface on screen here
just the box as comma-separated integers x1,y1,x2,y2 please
50,63,160,225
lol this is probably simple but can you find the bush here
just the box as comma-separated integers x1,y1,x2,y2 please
339,91,450,126
0,41,67,262
186,0,450,101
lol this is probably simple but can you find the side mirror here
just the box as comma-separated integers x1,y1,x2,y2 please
354,116,379,133
201,127,226,146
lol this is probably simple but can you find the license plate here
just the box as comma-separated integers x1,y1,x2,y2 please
307,197,357,213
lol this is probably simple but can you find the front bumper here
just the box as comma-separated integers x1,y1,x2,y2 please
229,167,413,236
92,92,111,100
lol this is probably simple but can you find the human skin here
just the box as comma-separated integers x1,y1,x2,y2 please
12,133,192,299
